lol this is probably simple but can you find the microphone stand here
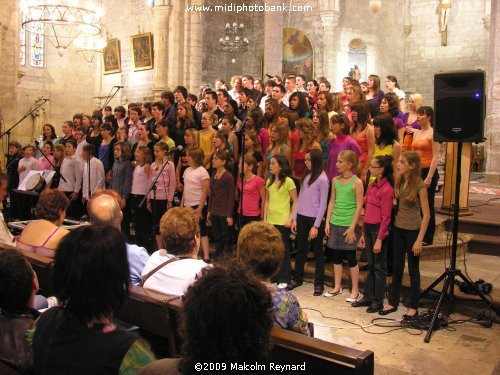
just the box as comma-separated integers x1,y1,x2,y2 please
100,86,122,112
0,99,49,153
33,141,67,184
238,122,247,230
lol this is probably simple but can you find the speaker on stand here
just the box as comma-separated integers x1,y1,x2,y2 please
421,70,499,343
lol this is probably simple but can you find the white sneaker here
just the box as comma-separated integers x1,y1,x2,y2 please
277,283,288,289
323,288,343,297
346,293,362,303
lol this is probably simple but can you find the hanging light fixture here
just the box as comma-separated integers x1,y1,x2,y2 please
20,0,104,56
219,19,249,63
369,0,382,13
74,35,106,63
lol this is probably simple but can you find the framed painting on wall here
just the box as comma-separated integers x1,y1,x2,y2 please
282,28,314,82
130,33,154,71
103,38,121,75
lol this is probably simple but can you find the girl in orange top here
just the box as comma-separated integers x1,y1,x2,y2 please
350,101,375,183
411,106,440,245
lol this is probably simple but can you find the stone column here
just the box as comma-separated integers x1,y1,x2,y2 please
486,0,500,184
187,0,203,93
153,0,173,99
263,0,284,77
319,0,340,83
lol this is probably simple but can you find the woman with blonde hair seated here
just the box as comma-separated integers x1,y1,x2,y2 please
16,189,70,258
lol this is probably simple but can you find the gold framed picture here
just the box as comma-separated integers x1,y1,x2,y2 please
103,38,121,75
130,33,154,71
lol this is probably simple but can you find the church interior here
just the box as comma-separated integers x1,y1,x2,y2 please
0,0,499,374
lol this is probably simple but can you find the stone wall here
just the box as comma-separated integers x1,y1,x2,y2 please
0,1,20,151
100,0,155,109
403,0,489,104
201,0,265,88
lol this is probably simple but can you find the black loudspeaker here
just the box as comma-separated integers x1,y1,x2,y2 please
434,70,485,143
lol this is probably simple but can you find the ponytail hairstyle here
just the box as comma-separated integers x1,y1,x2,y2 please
395,151,422,203
269,154,291,190
374,155,394,187
386,75,401,89
305,149,324,187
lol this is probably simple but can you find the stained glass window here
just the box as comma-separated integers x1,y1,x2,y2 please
20,27,26,66
30,22,44,67
20,12,45,68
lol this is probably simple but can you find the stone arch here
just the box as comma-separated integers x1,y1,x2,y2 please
348,38,367,81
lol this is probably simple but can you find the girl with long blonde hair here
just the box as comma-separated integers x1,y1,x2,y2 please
264,123,292,177
380,151,429,318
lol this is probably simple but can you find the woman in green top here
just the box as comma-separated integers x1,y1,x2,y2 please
263,154,298,290
325,150,364,302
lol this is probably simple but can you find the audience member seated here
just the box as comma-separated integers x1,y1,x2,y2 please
0,172,14,245
87,191,149,285
15,189,70,258
138,263,273,375
237,221,311,336
0,248,39,374
28,225,155,374
141,207,209,296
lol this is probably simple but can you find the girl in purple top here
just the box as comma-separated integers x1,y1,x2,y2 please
289,149,329,296
326,114,361,181
366,74,384,118
402,93,424,152
380,93,405,143
353,155,394,313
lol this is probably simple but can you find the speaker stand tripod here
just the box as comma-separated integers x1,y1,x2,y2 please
420,142,500,343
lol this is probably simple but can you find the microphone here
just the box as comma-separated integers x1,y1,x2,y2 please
265,74,273,79
168,145,183,153
114,85,124,88
37,97,49,101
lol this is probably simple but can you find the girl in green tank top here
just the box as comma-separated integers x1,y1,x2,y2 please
325,150,364,301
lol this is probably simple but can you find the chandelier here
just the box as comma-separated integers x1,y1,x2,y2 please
20,0,103,56
219,21,249,62
74,35,106,63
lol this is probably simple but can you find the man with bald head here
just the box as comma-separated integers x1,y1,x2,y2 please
88,192,149,285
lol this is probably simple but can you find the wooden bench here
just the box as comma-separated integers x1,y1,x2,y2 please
3,245,374,374
0,243,54,295
117,285,374,374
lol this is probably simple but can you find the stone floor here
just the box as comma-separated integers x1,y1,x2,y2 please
291,253,500,375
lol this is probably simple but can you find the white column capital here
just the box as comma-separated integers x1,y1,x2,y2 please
320,11,340,28
154,0,172,7
318,0,340,13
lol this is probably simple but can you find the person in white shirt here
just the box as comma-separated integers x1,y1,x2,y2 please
74,127,88,161
296,74,308,93
17,145,39,220
87,192,149,286
58,139,83,219
0,173,14,245
17,145,38,186
259,80,276,113
283,75,298,107
127,107,142,144
82,145,105,203
141,206,210,296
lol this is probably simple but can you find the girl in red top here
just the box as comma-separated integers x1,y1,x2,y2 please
292,119,321,186
354,155,394,312
237,155,265,228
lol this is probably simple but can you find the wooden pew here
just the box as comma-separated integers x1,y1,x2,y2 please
117,286,374,374
116,285,181,357
3,245,375,374
270,327,374,375
0,243,54,295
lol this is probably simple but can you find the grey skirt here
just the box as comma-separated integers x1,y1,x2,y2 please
327,224,361,251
